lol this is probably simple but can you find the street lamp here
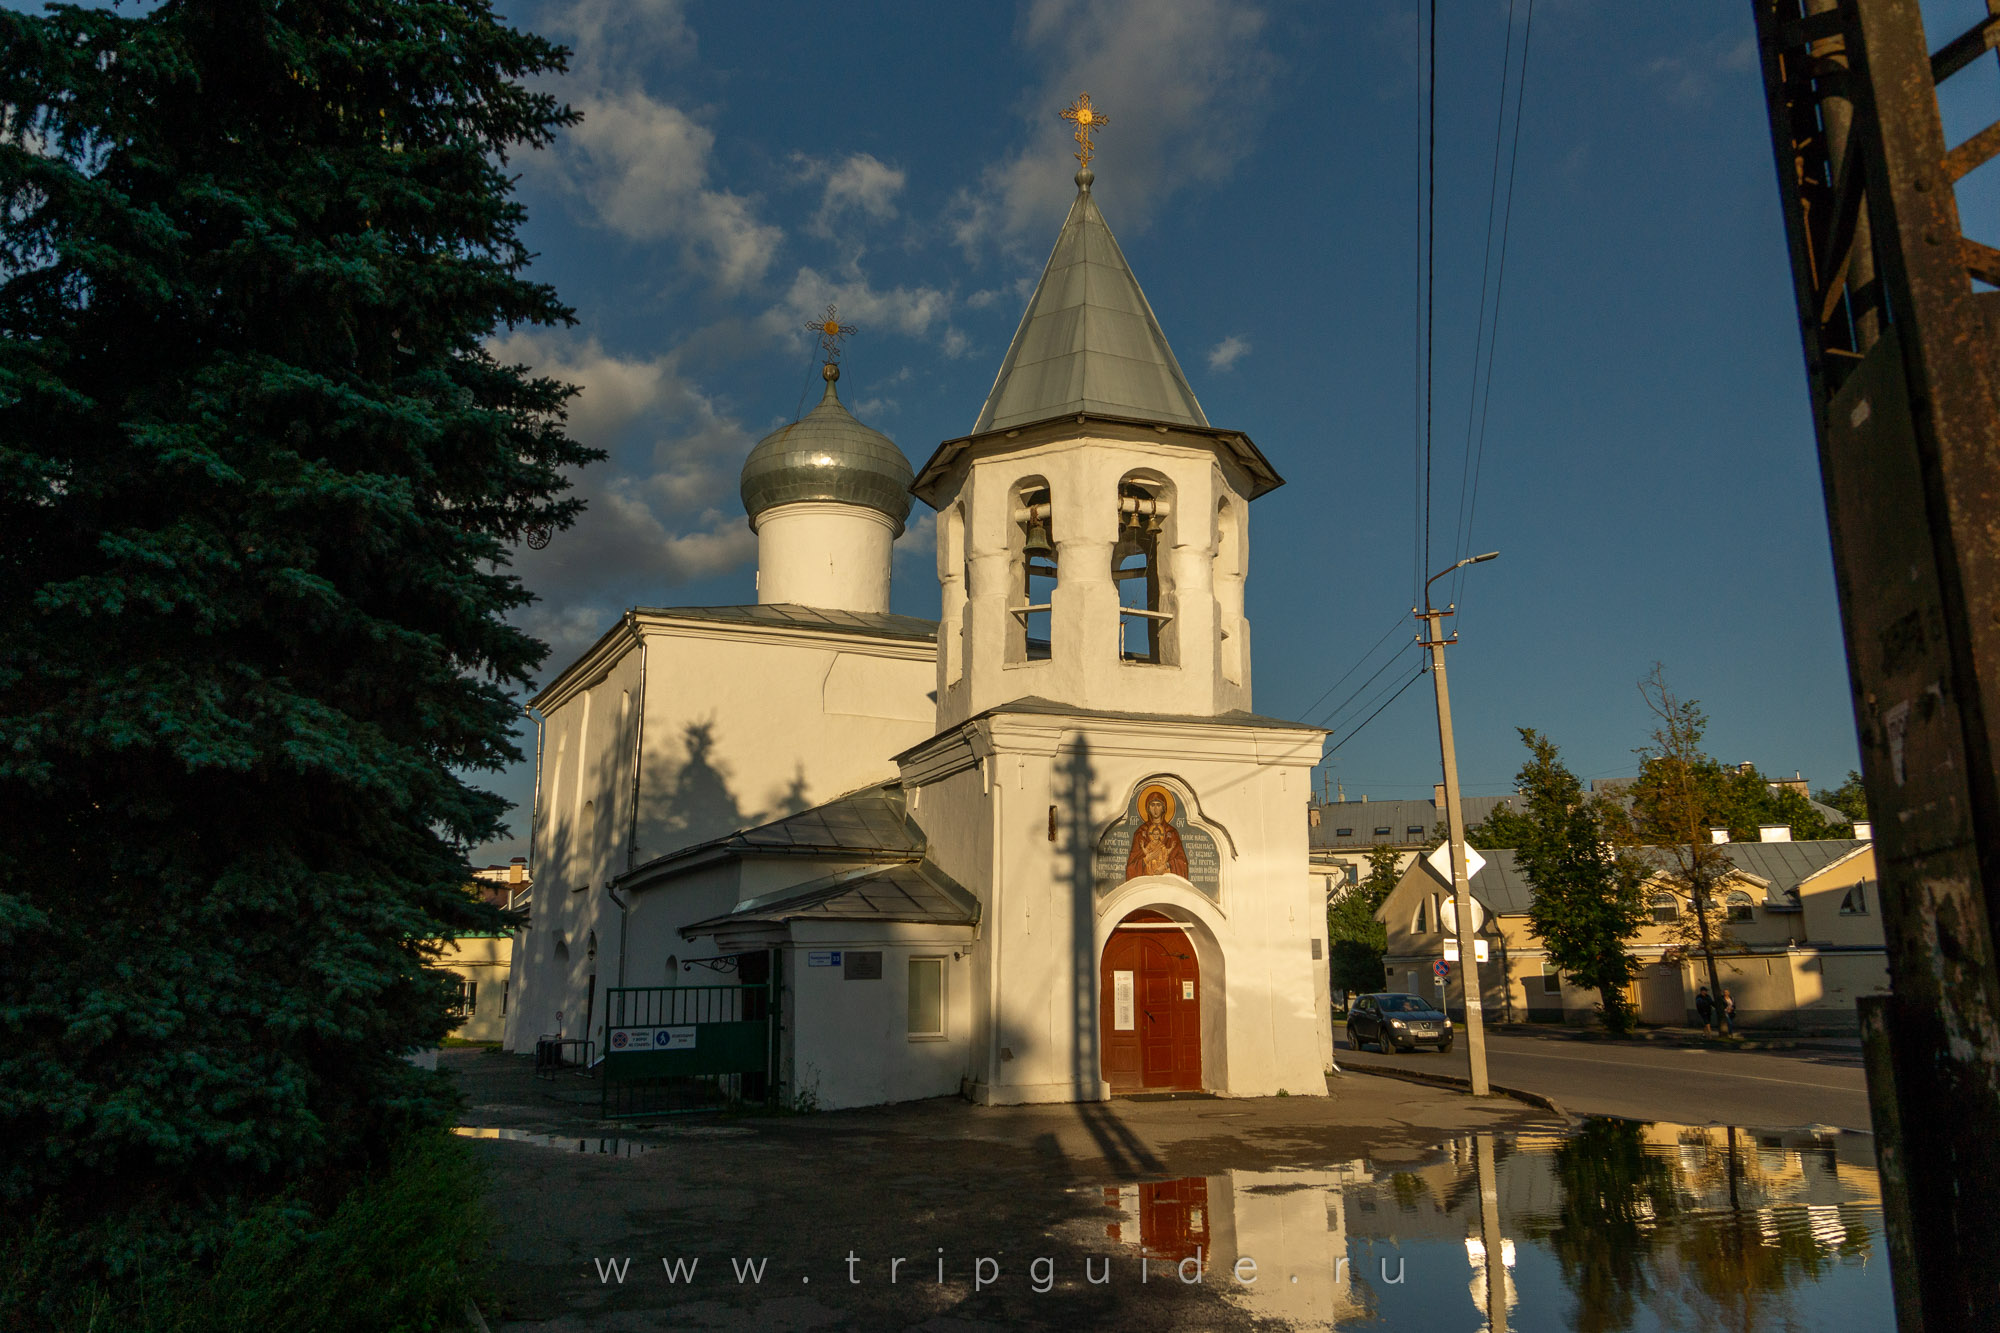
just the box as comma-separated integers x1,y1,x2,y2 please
1419,551,1499,1096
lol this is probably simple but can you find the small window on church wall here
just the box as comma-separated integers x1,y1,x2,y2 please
908,957,945,1037
1009,480,1055,664
1114,475,1174,665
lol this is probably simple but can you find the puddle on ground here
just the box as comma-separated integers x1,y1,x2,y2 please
1080,1118,1888,1331
453,1127,657,1156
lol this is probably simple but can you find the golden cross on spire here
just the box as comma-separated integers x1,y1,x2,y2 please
807,304,857,361
1060,92,1108,169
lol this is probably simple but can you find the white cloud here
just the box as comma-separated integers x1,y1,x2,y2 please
539,0,696,86
490,329,762,602
941,328,970,359
810,153,906,236
490,331,670,441
894,508,938,572
764,266,952,344
948,0,1277,257
1206,335,1249,372
1646,32,1758,104
543,90,783,290
516,602,625,666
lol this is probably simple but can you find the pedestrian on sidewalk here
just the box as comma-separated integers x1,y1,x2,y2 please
1722,988,1736,1036
1696,984,1714,1036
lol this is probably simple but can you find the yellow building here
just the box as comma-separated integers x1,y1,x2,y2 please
435,858,528,1043
1376,834,1887,1031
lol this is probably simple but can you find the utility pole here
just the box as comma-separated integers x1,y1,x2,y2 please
1751,2,2000,1327
1419,551,1499,1097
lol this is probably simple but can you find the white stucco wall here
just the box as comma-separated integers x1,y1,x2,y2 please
631,621,934,863
754,501,898,614
504,639,645,1052
504,613,937,1055
782,924,977,1109
902,711,1329,1104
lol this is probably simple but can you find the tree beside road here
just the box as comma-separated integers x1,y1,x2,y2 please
1509,730,1650,1036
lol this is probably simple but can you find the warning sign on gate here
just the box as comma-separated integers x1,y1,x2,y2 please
652,1027,696,1050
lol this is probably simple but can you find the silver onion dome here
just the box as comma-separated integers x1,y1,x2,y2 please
740,364,915,534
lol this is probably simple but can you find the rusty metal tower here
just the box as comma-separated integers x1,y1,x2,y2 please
1751,1,2000,1327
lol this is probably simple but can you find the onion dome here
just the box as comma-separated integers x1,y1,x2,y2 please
740,363,915,534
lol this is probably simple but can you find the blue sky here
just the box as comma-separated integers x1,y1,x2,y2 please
462,0,2000,861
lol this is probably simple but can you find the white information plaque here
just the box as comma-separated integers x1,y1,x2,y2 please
1114,970,1135,1031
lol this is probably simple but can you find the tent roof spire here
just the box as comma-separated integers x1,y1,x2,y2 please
970,97,1209,436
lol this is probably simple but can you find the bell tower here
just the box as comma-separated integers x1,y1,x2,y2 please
911,141,1282,729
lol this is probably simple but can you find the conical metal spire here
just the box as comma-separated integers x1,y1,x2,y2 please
970,172,1209,435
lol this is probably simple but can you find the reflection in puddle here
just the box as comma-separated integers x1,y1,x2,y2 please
1084,1119,1888,1330
453,1127,656,1156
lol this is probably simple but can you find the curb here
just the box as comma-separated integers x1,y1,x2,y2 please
1485,1023,1862,1055
1338,1062,1567,1119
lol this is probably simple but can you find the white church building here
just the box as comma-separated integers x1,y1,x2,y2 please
502,163,1334,1108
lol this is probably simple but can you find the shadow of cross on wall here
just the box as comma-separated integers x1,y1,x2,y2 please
655,720,744,846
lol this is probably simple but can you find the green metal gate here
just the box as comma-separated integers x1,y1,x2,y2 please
600,982,777,1117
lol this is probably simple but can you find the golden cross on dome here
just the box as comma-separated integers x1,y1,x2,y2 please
807,304,857,360
1060,92,1108,169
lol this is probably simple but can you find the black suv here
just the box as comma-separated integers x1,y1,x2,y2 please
1347,992,1453,1054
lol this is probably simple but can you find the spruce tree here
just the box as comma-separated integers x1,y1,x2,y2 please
0,0,594,1253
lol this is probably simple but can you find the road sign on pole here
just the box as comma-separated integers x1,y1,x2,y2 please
1433,958,1450,981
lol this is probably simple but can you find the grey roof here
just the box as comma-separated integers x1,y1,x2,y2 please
896,697,1320,765
1311,795,1525,850
1383,848,1537,918
1404,841,1872,921
635,603,937,643
739,370,915,532
680,860,981,937
623,782,925,887
971,174,1208,435
988,696,1320,730
1632,839,1870,894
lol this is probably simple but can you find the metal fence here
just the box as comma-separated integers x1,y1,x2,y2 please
534,1036,594,1078
600,983,776,1117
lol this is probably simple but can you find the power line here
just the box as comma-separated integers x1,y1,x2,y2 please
1296,611,1410,721
1317,642,1418,732
1423,0,1437,586
1327,666,1430,755
1450,0,1519,579
1411,11,1427,609
1453,0,1536,612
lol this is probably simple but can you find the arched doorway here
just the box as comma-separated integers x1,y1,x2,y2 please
1101,909,1203,1093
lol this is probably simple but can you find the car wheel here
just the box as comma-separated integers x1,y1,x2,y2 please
1440,1038,1455,1054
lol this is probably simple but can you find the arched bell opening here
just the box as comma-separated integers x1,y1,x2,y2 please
1009,476,1056,663
1113,472,1176,666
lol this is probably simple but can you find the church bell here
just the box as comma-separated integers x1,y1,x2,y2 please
1023,518,1055,560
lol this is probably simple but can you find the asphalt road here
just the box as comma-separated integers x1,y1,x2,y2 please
1335,1027,1874,1131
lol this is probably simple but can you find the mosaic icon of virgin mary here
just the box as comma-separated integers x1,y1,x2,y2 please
1124,785,1189,881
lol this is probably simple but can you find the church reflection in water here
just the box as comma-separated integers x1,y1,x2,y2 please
1088,1119,1889,1331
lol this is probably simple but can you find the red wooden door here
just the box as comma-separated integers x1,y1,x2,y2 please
1101,925,1202,1092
